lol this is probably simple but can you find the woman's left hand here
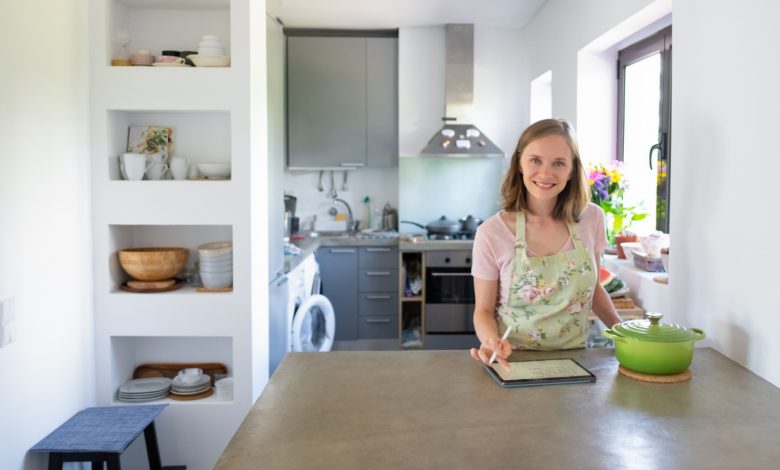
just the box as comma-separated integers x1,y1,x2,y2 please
470,339,512,371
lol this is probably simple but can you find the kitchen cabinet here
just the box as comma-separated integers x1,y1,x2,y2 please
286,33,398,169
317,245,399,341
317,246,359,340
89,1,269,469
357,247,398,339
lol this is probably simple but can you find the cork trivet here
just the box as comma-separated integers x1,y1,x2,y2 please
196,286,233,293
127,279,176,289
168,387,214,401
619,365,691,383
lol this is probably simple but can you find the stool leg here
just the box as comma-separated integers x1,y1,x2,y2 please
91,457,104,469
106,454,121,470
47,452,64,470
143,421,163,470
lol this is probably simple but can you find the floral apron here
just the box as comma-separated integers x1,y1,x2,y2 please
496,212,596,350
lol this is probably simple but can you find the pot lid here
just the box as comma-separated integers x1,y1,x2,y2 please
612,312,700,342
427,215,460,229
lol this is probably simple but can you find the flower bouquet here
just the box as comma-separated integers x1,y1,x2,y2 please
587,160,646,245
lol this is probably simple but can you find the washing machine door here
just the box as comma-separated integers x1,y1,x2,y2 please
291,294,335,352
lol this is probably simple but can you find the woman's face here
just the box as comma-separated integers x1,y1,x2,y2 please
519,134,574,204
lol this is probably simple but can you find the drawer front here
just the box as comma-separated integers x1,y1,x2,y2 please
359,246,398,268
358,268,398,292
358,315,398,339
358,292,398,317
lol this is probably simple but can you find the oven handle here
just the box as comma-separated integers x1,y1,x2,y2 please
430,272,472,277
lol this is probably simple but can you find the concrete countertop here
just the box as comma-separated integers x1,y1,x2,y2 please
217,348,780,469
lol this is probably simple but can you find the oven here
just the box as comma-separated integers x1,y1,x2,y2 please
425,250,476,335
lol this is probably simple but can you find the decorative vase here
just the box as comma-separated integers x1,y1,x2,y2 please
615,233,639,259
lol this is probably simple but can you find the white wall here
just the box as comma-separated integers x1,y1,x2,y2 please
0,0,93,467
672,0,780,386
520,0,780,386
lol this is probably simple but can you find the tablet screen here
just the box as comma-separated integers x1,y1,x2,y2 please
485,358,595,387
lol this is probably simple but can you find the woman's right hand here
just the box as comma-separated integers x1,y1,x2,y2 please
470,337,512,371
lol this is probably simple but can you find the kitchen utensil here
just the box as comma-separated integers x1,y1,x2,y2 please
425,216,462,235
459,214,483,233
382,203,397,231
317,170,324,191
329,170,337,198
342,171,348,191
603,312,705,375
118,247,189,282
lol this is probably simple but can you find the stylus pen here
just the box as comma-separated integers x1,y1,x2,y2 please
489,325,512,365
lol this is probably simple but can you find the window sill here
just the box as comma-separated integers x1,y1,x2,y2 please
603,254,670,315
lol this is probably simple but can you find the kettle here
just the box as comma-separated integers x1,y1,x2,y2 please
382,203,398,231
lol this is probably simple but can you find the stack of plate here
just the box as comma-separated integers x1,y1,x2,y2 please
117,377,171,402
170,374,211,396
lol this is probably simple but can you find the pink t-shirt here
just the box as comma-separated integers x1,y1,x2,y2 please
471,203,608,306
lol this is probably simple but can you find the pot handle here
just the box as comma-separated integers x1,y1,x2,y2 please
692,328,706,341
602,329,625,343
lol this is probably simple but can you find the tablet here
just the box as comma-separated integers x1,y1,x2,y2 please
484,358,596,388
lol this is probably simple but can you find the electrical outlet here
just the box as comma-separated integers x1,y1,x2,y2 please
0,296,15,325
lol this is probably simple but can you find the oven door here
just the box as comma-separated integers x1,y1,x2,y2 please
425,267,475,333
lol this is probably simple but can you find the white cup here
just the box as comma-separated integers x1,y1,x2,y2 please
170,156,190,180
176,367,203,384
120,153,150,181
145,152,168,180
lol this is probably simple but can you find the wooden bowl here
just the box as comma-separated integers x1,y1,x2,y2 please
118,247,189,281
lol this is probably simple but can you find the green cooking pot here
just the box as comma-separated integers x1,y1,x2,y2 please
603,312,705,375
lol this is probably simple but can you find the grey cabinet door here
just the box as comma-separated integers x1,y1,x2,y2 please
366,37,398,168
287,36,367,168
316,246,358,340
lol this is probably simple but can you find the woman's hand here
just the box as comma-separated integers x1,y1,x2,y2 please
470,337,512,371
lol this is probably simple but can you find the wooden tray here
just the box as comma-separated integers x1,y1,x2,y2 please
120,279,184,293
133,362,228,386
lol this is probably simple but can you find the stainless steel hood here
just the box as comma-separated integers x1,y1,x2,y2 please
420,24,504,158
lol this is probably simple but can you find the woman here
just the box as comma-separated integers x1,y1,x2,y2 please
470,119,621,370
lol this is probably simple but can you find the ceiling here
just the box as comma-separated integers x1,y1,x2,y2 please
268,0,548,29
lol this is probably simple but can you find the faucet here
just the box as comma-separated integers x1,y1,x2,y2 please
332,198,359,233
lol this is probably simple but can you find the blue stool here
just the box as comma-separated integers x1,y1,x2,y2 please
30,405,183,470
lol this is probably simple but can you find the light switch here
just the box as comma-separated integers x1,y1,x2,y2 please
0,296,15,325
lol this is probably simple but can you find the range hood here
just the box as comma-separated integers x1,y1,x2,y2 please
420,24,504,158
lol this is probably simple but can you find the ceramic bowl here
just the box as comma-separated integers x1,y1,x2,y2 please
198,241,233,257
199,259,233,272
197,46,225,56
118,247,188,281
196,162,231,178
200,270,233,289
189,55,230,67
130,53,154,66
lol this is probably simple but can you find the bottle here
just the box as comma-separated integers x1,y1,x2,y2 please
371,207,382,230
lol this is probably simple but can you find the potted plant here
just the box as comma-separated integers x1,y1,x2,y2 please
587,160,647,258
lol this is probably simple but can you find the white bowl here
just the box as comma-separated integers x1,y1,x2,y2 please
196,162,231,179
200,270,233,289
189,55,230,67
197,46,225,57
199,261,233,272
198,241,233,256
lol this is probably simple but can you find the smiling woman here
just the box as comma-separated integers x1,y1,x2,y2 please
470,119,622,369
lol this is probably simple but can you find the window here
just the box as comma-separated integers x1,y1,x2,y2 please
617,26,672,233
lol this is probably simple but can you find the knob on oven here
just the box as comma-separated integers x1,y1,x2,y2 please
445,257,450,264
466,257,471,264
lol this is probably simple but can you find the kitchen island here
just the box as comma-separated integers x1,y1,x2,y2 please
217,348,780,469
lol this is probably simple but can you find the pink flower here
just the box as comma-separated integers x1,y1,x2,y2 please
518,285,543,303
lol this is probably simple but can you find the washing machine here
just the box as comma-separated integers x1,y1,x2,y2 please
287,255,335,352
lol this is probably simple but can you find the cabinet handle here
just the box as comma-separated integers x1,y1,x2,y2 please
329,249,356,254
364,318,391,324
366,248,391,252
430,272,471,277
340,162,365,167
365,295,391,300
366,271,391,276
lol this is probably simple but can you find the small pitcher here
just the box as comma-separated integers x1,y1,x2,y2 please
170,156,190,180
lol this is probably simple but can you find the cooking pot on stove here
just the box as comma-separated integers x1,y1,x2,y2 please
401,216,462,236
602,312,705,375
459,215,483,233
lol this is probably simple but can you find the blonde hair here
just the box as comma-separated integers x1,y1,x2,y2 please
500,118,590,223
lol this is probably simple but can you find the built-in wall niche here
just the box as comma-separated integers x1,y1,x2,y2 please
111,335,233,404
107,110,231,181
108,0,231,66
109,224,232,291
